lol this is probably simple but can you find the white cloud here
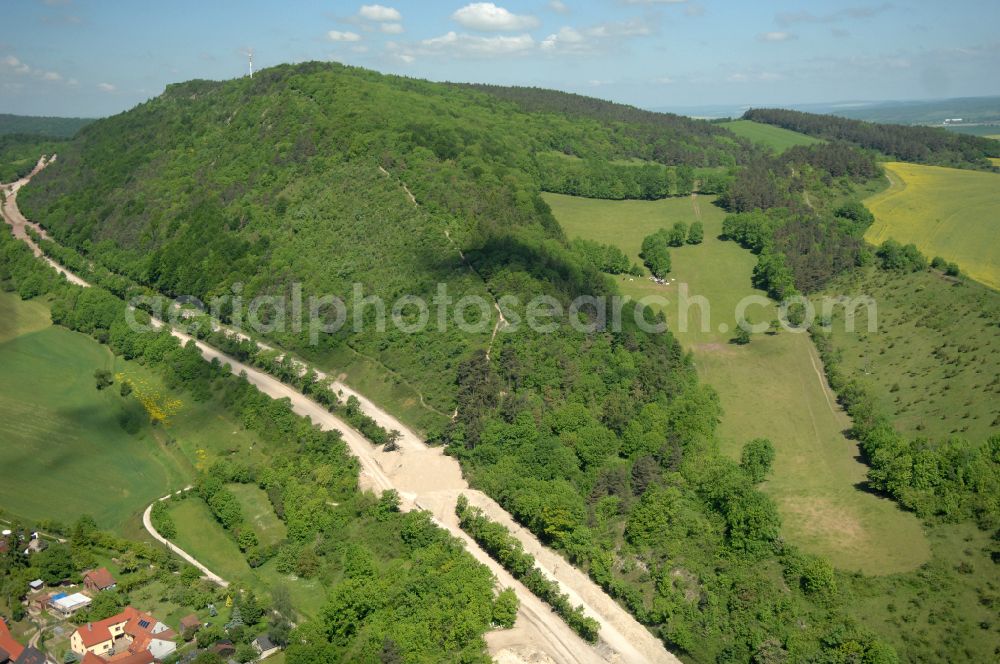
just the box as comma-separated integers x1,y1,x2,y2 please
621,0,687,4
328,30,362,42
406,31,536,58
548,0,569,13
380,22,404,34
2,54,67,83
452,3,539,32
759,31,794,42
654,76,674,84
398,53,415,64
541,19,653,54
359,4,401,21
1,55,31,74
540,27,586,52
97,82,116,92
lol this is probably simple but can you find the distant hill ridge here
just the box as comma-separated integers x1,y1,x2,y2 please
0,113,94,138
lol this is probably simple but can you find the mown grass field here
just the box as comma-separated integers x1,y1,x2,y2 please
720,119,824,152
818,266,1000,444
544,192,929,574
0,291,268,532
864,161,1000,290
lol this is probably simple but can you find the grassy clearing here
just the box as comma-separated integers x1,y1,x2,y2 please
228,483,287,547
864,161,1000,290
167,497,254,580
544,192,929,574
167,495,326,619
818,266,1000,443
721,119,824,152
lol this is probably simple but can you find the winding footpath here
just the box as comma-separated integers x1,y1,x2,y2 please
2,158,679,664
141,487,230,587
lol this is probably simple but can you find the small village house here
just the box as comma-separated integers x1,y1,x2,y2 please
83,568,117,593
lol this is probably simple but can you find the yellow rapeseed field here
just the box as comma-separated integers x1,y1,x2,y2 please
865,162,1000,290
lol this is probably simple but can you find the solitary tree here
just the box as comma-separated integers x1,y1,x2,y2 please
741,438,775,483
492,588,519,628
94,369,113,390
687,221,704,245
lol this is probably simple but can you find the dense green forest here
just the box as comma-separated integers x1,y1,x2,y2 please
743,108,1000,169
12,62,1000,662
0,224,506,663
460,83,753,166
0,113,93,138
0,134,67,182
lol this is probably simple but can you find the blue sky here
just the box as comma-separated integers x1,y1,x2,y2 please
2,0,999,117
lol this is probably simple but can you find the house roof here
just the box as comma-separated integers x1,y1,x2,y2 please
75,607,175,650
0,619,25,662
107,651,155,664
84,568,116,589
13,646,45,664
81,654,105,664
254,635,276,651
52,592,92,612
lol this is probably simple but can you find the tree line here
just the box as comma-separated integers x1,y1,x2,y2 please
744,107,1000,170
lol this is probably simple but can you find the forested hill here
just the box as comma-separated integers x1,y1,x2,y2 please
0,113,93,138
462,83,748,165
19,61,747,415
12,61,953,662
743,107,1000,169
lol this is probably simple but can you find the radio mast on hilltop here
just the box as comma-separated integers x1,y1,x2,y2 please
245,48,254,79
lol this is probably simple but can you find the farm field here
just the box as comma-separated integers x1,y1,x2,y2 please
544,192,929,574
818,266,1000,444
0,291,269,532
0,291,188,530
720,119,824,151
864,161,1000,290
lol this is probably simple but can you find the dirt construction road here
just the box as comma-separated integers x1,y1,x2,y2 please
2,159,679,664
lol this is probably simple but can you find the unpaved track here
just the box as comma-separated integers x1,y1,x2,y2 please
3,159,678,664
141,487,230,587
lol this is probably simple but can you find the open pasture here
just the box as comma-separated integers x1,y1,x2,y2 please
544,192,929,574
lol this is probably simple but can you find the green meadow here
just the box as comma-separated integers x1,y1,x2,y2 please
818,266,1000,444
865,161,1000,291
0,292,187,530
721,119,824,152
0,291,265,532
167,494,327,619
228,483,288,547
544,192,929,574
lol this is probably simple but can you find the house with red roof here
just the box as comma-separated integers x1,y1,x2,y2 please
83,568,117,593
0,618,24,663
0,620,44,664
70,607,176,662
